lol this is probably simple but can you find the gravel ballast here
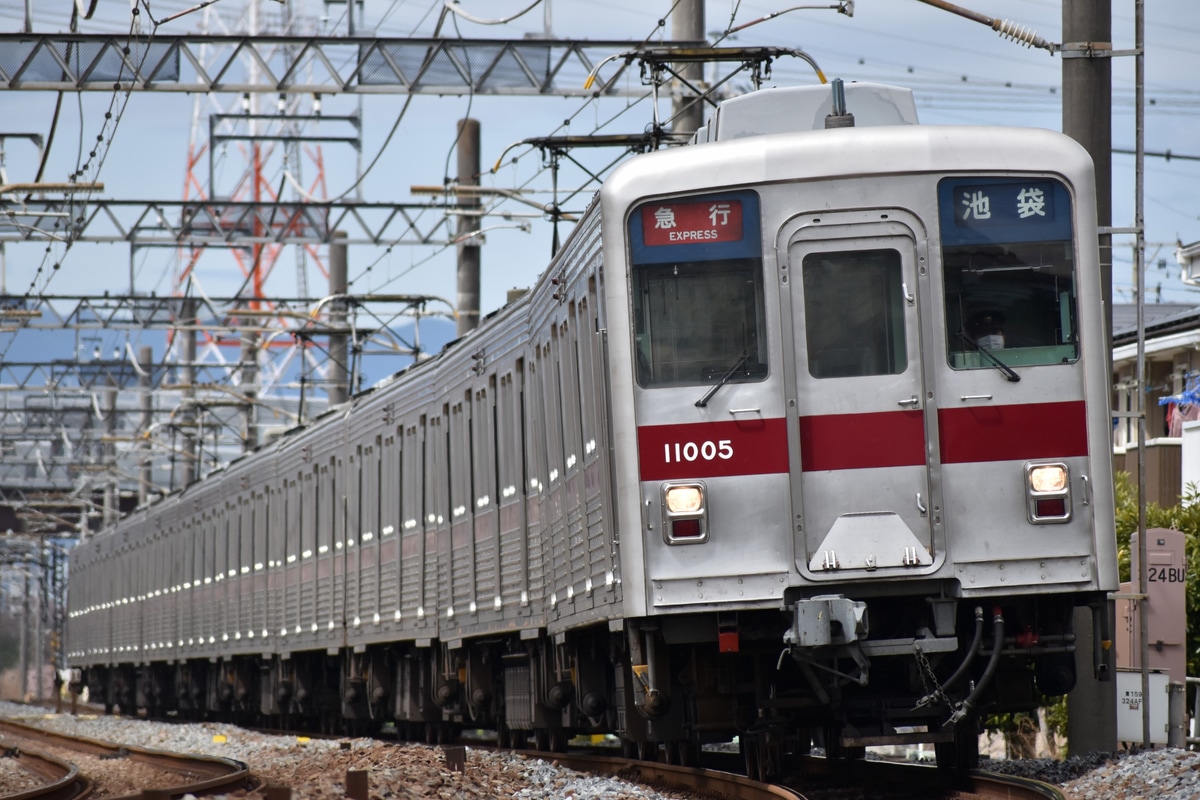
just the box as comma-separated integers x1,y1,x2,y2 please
2,701,1197,799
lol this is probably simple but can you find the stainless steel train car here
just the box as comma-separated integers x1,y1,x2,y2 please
68,81,1118,772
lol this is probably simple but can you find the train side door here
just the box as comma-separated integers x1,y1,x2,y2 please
778,212,941,577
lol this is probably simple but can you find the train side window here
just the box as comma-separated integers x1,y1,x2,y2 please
632,257,767,388
802,249,908,379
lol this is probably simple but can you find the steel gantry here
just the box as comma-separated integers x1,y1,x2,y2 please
0,34,679,95
0,291,453,533
0,33,817,536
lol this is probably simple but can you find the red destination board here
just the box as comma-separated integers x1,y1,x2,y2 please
641,199,743,246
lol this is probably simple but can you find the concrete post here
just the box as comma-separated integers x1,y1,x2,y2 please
1167,681,1186,747
456,118,481,338
670,0,705,137
138,345,153,506
1062,0,1117,756
180,297,197,486
328,230,349,407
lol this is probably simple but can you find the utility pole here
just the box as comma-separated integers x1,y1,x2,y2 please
671,0,706,137
240,325,259,451
138,345,154,507
1063,0,1113,342
1062,0,1117,755
328,231,350,408
103,384,118,528
180,298,198,487
456,119,481,338
20,566,29,700
35,538,44,700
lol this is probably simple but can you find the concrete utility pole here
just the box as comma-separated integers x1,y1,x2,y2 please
328,230,350,408
1062,0,1113,342
180,298,198,487
20,567,29,699
103,384,118,528
35,539,43,700
240,325,259,451
1062,0,1118,755
456,118,481,338
138,344,154,507
671,0,706,137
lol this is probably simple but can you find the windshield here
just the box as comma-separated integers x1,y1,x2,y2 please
628,190,767,389
938,177,1078,370
632,258,767,388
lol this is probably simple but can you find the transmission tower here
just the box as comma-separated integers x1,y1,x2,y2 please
170,0,348,469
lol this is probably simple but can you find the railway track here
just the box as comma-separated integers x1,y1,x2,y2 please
777,754,1067,800
2,705,1066,800
0,719,248,800
533,749,804,799
503,745,1065,800
0,745,92,800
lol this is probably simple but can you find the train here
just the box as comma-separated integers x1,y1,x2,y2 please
67,80,1118,773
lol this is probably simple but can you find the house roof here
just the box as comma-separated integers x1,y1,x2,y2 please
1112,302,1200,345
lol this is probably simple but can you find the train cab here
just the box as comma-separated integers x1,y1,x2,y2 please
602,82,1117,763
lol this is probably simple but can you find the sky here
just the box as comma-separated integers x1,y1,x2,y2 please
1,0,1198,328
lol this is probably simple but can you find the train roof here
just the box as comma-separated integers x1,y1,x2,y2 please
604,120,1095,209
700,81,919,142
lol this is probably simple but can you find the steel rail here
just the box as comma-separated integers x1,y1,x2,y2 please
791,754,1067,800
1,745,93,800
510,749,804,800
0,719,247,800
972,770,1065,800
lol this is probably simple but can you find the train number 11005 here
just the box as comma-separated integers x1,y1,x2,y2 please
663,439,734,463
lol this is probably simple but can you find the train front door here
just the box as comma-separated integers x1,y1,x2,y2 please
778,212,940,578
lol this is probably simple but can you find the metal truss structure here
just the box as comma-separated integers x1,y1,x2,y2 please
0,34,675,95
0,197,458,246
0,291,453,534
0,31,810,537
0,534,70,697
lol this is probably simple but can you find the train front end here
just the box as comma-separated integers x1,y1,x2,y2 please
601,83,1118,767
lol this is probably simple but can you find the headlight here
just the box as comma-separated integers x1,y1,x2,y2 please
661,482,708,544
1029,464,1067,493
665,484,704,514
1025,462,1071,523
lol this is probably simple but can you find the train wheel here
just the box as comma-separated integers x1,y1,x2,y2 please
620,738,637,759
549,730,569,753
534,728,550,751
636,740,658,761
497,726,512,749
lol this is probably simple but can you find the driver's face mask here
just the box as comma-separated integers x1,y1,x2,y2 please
976,333,1005,350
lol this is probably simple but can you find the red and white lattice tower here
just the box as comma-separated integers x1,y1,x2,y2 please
174,0,339,413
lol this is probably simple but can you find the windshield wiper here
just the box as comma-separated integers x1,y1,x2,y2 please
960,334,1021,383
695,353,750,407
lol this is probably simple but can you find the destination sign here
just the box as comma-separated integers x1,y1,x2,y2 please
641,199,744,247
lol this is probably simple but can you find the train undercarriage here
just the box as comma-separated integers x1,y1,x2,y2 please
80,591,1098,774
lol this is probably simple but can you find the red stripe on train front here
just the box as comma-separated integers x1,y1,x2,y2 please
938,400,1088,463
798,410,925,472
637,417,790,481
636,400,1089,481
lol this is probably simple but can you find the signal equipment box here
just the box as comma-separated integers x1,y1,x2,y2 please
1115,527,1187,681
